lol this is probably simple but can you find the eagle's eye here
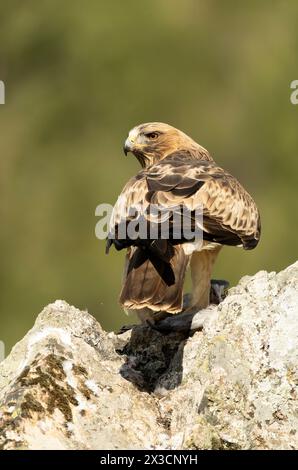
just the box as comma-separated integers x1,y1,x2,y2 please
145,132,159,140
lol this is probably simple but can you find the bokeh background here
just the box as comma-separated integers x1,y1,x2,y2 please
0,0,297,353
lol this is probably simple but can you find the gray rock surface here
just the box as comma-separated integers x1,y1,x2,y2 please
0,262,297,450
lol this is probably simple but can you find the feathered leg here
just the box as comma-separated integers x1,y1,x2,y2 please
189,245,222,311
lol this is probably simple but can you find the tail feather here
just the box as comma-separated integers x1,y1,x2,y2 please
120,244,189,313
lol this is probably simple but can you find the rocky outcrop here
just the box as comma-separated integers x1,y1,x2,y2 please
0,262,297,450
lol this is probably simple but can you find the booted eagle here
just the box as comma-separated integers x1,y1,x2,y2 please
107,123,260,323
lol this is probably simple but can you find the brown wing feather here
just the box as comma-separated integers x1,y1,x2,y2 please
108,151,260,251
143,152,261,249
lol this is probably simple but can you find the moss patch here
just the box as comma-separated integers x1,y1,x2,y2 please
20,393,44,419
73,364,88,377
211,435,242,450
17,354,79,422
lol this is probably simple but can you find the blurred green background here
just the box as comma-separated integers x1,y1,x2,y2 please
0,0,297,353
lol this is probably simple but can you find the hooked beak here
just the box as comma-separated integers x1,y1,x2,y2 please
123,137,134,156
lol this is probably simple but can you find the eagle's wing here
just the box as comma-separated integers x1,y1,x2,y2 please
108,175,148,229
107,150,260,252
145,151,261,249
106,173,153,252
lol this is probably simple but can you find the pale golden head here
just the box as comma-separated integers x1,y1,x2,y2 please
123,122,211,167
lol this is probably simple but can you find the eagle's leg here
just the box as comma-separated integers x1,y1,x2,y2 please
188,246,222,312
183,279,229,309
146,276,230,335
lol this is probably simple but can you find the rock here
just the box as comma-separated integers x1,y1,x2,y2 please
0,262,297,450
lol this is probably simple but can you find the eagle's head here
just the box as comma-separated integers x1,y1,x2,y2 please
123,122,211,168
